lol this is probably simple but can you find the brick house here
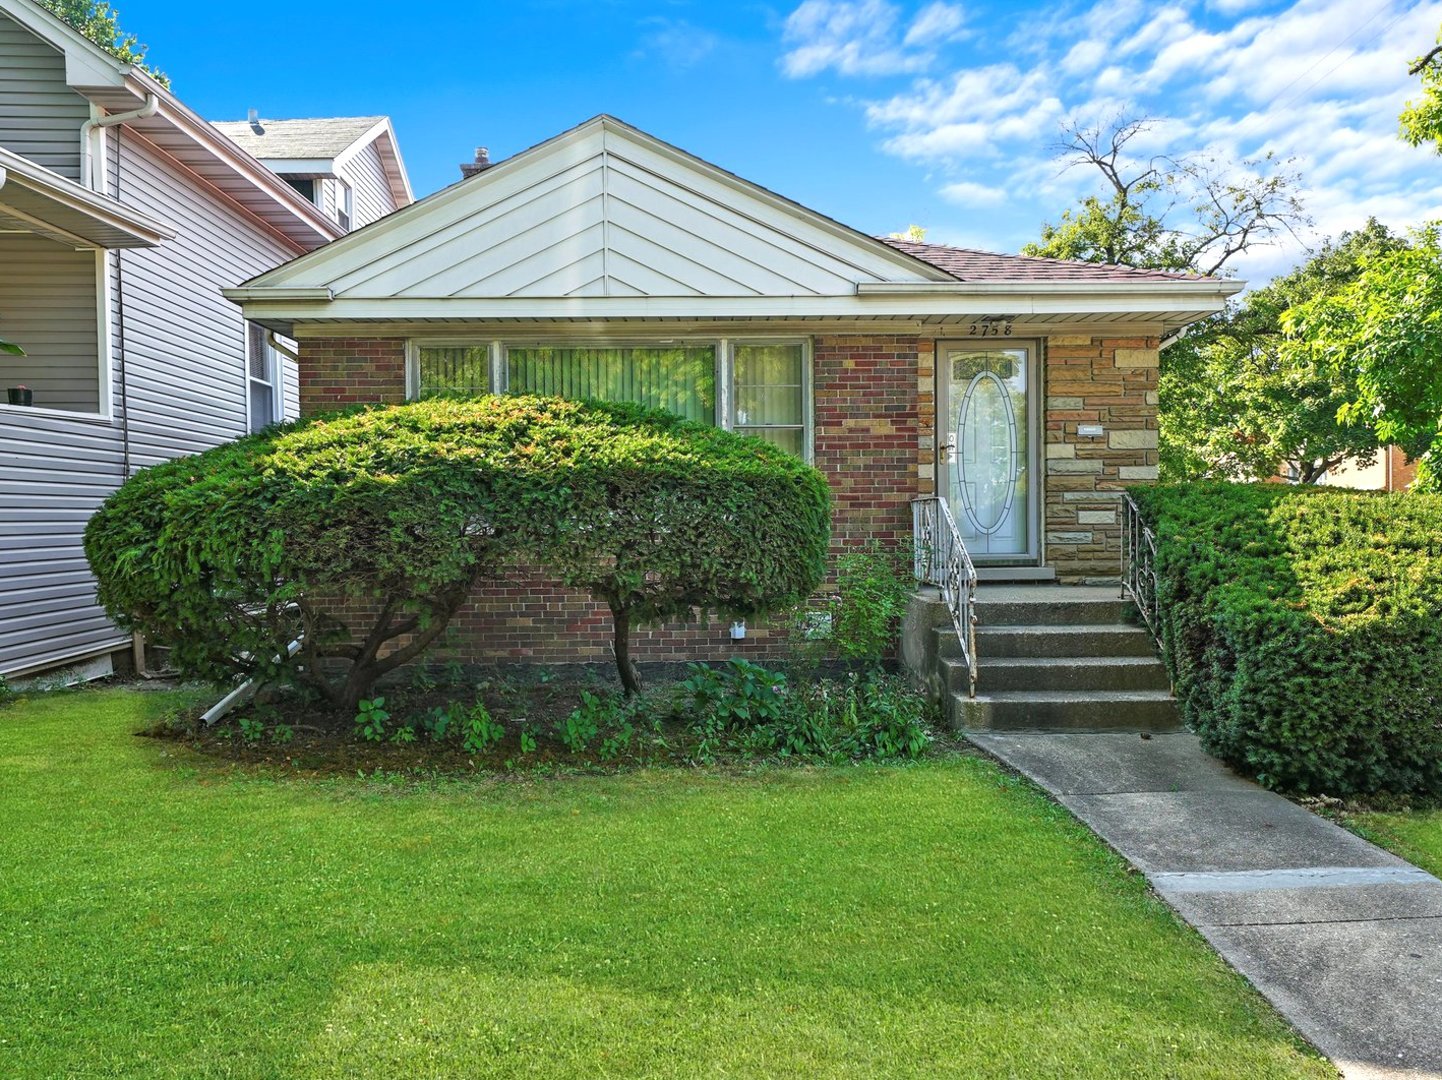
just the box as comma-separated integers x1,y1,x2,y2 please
226,116,1238,667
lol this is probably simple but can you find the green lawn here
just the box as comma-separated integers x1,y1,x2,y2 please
0,689,1332,1079
1345,808,1442,878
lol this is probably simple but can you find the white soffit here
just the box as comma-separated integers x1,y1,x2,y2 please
238,116,954,301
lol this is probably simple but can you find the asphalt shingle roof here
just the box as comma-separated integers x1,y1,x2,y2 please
880,237,1206,283
211,116,384,160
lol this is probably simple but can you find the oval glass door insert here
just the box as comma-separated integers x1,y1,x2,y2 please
956,369,1018,536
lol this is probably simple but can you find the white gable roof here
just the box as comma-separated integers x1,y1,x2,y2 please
236,115,954,301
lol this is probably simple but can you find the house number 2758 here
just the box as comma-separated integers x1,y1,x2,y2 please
966,321,1014,336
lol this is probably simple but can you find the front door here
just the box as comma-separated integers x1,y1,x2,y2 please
938,341,1037,562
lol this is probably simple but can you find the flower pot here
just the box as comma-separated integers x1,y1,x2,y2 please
6,388,31,406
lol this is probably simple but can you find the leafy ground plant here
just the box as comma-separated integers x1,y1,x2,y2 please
0,689,1331,1078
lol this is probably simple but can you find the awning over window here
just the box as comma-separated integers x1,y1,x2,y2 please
0,146,173,249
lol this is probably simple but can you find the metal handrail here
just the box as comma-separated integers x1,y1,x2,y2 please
911,495,979,697
1120,492,1161,645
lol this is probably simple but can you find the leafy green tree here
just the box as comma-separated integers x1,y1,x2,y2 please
38,1,167,86
1022,116,1307,276
1283,225,1442,490
1161,221,1403,483
1400,35,1442,151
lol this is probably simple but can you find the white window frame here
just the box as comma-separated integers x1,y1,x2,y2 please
245,322,281,433
0,249,114,424
406,336,814,462
333,178,353,231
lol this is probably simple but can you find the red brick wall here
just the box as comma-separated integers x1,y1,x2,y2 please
299,338,407,413
295,334,922,664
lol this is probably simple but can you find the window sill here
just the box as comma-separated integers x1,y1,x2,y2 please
0,403,114,425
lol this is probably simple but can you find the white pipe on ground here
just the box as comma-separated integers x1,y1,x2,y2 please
200,634,303,727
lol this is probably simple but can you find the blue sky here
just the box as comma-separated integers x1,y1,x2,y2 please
124,0,1442,284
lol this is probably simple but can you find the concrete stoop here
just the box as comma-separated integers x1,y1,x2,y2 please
918,585,1181,733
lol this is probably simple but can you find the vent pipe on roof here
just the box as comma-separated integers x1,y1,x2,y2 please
248,108,263,135
460,146,492,178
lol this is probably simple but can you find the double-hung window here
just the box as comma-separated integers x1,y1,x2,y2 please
246,322,280,433
408,339,812,459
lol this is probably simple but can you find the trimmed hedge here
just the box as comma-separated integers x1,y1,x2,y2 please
85,396,830,708
1132,482,1442,796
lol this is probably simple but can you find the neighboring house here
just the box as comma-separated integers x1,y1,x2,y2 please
228,115,1239,668
1315,447,1417,492
0,0,410,680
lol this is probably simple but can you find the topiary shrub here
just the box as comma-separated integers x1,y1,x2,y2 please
1132,481,1442,796
535,401,831,694
85,396,831,708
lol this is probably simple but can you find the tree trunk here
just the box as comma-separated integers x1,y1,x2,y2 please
610,603,643,697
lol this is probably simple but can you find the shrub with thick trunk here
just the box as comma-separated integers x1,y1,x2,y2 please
1132,482,1442,796
540,403,831,694
85,397,831,707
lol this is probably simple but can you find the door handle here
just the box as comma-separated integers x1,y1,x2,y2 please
939,437,956,464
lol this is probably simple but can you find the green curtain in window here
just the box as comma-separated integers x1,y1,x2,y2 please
418,346,490,399
507,345,716,422
733,343,804,453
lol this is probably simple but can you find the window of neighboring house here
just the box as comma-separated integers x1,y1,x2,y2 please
410,340,812,459
247,323,280,433
282,176,316,203
334,179,353,231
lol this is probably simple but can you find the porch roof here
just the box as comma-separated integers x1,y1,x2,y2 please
0,146,174,249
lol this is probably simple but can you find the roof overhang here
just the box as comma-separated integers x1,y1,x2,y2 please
0,146,173,248
223,283,1238,337
0,0,341,250
256,157,337,177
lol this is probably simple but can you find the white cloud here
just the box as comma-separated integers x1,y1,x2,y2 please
904,1,967,46
939,179,1010,206
634,18,720,71
782,0,1442,280
780,0,966,78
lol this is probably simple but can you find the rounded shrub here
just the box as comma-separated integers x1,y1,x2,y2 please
1132,481,1442,796
85,396,831,707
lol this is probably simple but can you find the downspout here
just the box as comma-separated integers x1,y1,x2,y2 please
267,332,299,363
81,100,156,673
80,94,159,191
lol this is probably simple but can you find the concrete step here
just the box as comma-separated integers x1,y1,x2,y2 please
953,690,1182,732
960,655,1170,693
943,623,1158,659
976,598,1133,627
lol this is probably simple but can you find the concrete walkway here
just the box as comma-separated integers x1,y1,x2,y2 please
969,730,1442,1079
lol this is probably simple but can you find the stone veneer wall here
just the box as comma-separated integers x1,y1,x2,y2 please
1043,335,1160,583
296,333,924,664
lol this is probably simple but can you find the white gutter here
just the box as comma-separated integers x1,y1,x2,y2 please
223,286,334,302
856,279,1245,297
80,93,160,191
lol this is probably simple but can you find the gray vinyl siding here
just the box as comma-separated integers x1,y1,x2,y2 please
341,139,395,228
0,126,305,678
0,234,101,412
0,409,127,673
111,128,298,466
0,13,89,180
